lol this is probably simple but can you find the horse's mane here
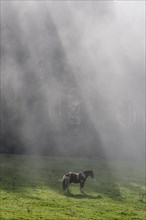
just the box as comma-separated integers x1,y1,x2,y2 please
83,170,93,174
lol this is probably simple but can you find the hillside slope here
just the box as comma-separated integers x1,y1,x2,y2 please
0,154,145,220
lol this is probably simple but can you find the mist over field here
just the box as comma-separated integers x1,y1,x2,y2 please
1,1,145,160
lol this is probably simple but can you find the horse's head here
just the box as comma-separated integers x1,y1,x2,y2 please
90,170,94,179
84,170,94,179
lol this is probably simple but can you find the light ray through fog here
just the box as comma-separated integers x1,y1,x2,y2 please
1,1,145,160
47,1,145,159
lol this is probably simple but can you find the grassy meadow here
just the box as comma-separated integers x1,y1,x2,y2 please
0,154,145,220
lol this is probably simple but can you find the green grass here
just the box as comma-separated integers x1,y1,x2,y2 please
0,154,145,220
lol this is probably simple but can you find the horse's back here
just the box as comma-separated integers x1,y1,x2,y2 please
65,172,72,177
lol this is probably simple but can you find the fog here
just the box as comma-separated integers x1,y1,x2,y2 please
1,1,145,160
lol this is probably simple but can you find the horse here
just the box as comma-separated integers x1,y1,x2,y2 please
62,170,94,194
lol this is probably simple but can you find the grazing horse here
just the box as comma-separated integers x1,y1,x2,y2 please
62,170,94,194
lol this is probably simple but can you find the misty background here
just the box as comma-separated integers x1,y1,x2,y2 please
1,1,145,160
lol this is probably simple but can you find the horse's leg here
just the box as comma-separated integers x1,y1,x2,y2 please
67,182,70,194
80,181,85,194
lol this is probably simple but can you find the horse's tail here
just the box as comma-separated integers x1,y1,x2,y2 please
62,174,70,193
62,175,66,191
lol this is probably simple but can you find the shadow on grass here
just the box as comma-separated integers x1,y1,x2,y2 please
65,193,101,199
